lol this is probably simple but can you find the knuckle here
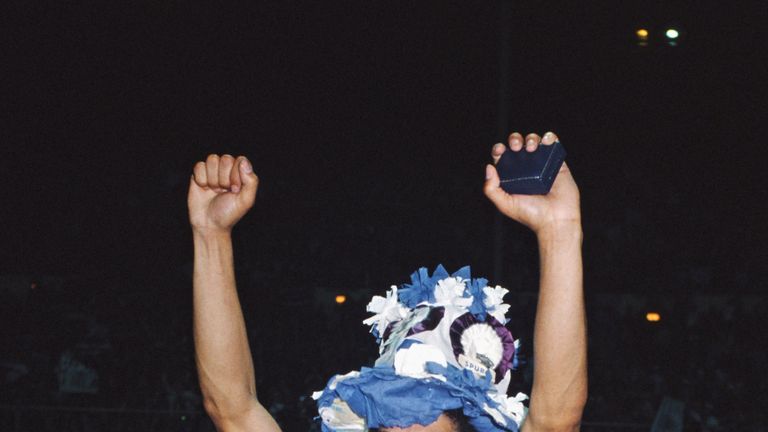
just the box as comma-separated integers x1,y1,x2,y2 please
542,131,557,143
193,163,206,180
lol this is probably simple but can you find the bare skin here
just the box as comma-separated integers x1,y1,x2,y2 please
189,132,586,432
486,132,587,432
380,413,456,432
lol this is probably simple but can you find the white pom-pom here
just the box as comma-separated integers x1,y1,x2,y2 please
362,286,408,333
434,277,473,308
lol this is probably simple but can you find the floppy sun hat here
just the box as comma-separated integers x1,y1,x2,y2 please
312,265,528,431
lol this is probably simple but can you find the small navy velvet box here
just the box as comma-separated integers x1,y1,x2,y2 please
496,141,566,195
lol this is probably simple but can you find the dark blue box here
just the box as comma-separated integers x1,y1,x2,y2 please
496,141,566,195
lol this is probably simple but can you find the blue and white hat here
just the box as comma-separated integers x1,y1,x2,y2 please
312,265,528,431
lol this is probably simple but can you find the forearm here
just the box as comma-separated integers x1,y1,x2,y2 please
527,222,587,429
193,230,257,418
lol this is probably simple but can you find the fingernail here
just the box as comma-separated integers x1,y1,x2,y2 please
485,164,493,180
242,159,253,173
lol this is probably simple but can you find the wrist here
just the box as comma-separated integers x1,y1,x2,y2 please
192,226,233,242
535,220,583,244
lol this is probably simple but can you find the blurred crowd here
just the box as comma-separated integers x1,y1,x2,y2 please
1,268,765,432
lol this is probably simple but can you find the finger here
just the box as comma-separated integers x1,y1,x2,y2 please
237,157,258,209
205,154,220,189
483,164,510,211
230,156,245,193
508,132,524,152
491,143,506,164
193,161,208,188
218,154,235,190
541,131,559,145
525,133,541,152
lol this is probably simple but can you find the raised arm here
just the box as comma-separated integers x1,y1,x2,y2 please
484,132,587,432
188,154,281,432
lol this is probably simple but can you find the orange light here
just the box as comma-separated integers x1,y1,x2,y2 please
646,312,661,322
335,295,347,304
636,29,649,40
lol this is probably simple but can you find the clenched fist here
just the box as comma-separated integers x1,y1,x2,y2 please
483,131,581,235
188,154,259,234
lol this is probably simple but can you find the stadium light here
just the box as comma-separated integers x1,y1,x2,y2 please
646,312,661,322
335,295,347,304
665,28,680,39
635,28,649,47
665,27,681,46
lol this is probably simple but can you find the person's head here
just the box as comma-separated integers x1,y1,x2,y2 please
314,266,527,432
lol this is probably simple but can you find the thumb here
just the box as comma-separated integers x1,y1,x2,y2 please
483,164,507,208
237,158,259,208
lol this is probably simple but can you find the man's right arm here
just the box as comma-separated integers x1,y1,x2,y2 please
189,154,281,432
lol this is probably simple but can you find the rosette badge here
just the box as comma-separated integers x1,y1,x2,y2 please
313,265,528,432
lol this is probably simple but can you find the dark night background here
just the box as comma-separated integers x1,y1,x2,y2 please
2,1,767,431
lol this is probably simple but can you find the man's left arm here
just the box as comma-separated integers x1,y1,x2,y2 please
484,131,587,431
527,222,586,431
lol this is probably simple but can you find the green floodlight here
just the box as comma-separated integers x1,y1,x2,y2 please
666,28,680,39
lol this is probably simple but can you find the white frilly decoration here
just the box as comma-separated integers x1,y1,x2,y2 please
363,286,409,334
460,323,504,369
483,285,511,323
482,392,528,428
434,277,473,308
494,392,529,425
